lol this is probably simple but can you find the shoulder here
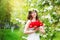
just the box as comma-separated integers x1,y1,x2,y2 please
25,20,31,27
26,20,31,24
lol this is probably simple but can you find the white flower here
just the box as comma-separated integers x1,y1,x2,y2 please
47,5,53,10
45,14,51,19
28,0,31,2
50,33,53,36
59,19,60,21
44,27,47,29
38,0,41,2
53,19,56,22
43,35,47,38
41,16,45,18
16,18,19,21
21,21,25,24
33,8,39,12
46,33,48,35
53,12,57,14
49,27,51,29
41,14,51,20
19,20,25,24
49,39,51,40
42,1,45,5
44,9,47,12
49,1,51,5
28,8,39,12
44,5,53,11
40,34,43,36
37,0,41,4
22,36,27,39
49,20,53,24
16,18,25,24
30,4,34,6
56,28,60,31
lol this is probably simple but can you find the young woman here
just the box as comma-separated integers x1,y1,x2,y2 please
24,10,45,40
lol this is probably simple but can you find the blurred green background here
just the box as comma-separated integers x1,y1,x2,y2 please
0,0,60,40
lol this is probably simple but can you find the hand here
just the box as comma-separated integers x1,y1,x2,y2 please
41,30,46,34
34,27,39,32
39,26,45,34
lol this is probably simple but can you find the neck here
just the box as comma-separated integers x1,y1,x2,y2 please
32,17,36,21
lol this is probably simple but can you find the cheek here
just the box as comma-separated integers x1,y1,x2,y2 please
32,13,36,17
31,14,34,16
34,13,36,16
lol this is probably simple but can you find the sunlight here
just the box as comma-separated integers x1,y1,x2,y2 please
9,0,26,23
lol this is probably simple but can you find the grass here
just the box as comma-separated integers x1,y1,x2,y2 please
0,29,25,40
53,31,60,40
0,29,60,40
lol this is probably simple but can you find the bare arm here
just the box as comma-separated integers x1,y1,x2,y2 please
39,26,45,34
24,20,36,34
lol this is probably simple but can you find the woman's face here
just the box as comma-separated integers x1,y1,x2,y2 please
31,11,37,18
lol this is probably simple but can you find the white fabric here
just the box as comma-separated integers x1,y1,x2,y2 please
27,28,40,40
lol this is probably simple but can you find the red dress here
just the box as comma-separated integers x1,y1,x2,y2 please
29,20,43,29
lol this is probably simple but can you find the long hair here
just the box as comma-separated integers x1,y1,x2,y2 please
27,10,39,20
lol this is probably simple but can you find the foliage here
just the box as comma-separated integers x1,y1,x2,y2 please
0,0,60,40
